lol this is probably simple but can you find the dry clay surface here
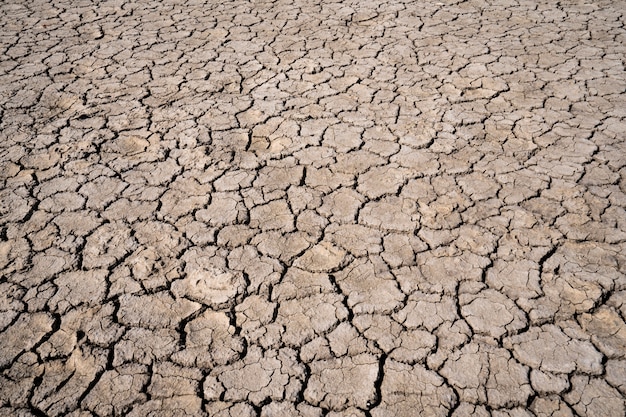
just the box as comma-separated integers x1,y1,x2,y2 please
1,0,626,416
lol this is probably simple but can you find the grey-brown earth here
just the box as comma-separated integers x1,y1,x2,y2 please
1,0,625,416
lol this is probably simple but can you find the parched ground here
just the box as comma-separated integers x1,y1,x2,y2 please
1,0,625,416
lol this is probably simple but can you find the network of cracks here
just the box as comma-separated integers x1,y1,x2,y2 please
1,0,625,416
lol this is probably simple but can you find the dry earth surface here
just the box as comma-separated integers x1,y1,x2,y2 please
1,0,626,416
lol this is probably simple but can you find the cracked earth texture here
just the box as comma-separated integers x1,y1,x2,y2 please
1,0,626,416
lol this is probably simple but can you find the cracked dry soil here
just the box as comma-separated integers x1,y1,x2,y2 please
1,0,626,416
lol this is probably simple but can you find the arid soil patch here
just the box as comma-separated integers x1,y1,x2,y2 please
1,0,625,416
